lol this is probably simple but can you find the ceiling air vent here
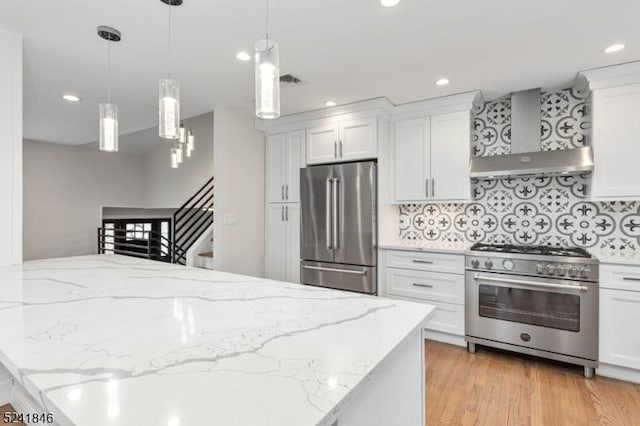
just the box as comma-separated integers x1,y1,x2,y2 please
280,74,303,86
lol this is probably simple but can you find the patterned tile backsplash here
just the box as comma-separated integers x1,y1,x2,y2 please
399,88,640,252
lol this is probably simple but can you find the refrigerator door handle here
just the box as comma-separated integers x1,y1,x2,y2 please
326,178,332,249
332,178,339,249
302,265,366,275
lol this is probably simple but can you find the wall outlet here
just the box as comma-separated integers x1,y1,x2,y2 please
223,213,237,225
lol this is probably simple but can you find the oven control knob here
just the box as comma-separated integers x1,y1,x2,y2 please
545,264,556,275
536,264,546,274
579,268,591,278
568,266,578,277
556,265,567,276
484,260,493,269
471,259,480,269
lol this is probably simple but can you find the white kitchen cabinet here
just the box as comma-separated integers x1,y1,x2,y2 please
600,288,640,370
265,203,300,283
306,118,377,164
394,118,430,201
381,248,466,346
266,131,305,203
430,111,472,201
591,84,640,199
393,111,471,203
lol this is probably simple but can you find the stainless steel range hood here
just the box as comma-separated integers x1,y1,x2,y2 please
469,88,594,179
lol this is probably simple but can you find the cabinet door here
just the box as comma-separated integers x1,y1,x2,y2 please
285,204,301,283
394,118,430,202
265,204,287,281
306,125,339,165
285,131,305,203
592,84,640,199
266,134,287,203
430,111,471,201
600,288,640,369
339,118,377,161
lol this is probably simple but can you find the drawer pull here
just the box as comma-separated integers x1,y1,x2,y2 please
412,283,434,288
623,277,640,282
412,260,434,264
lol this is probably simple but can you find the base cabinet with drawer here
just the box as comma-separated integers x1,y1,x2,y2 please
598,263,640,384
381,248,466,346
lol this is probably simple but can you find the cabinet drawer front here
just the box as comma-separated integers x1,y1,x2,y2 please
425,300,465,336
386,268,464,304
385,250,464,274
601,264,640,291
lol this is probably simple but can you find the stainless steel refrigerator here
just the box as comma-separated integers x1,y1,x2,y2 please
300,161,377,294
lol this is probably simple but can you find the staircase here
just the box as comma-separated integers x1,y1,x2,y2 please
97,177,214,265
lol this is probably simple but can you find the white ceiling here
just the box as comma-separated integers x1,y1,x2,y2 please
2,0,639,145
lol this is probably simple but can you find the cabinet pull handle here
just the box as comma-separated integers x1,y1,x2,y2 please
623,277,640,282
281,205,285,221
334,141,337,158
432,179,435,198
281,185,285,200
285,185,289,200
339,140,343,158
426,178,429,198
412,259,434,264
412,283,433,288
285,205,289,221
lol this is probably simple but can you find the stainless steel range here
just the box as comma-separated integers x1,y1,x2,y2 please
465,243,599,378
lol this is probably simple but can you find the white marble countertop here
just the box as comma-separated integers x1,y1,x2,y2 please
0,255,434,426
379,241,468,254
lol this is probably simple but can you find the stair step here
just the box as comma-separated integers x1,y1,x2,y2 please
199,251,213,258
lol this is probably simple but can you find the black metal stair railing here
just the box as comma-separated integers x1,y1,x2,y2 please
172,177,214,265
97,228,185,262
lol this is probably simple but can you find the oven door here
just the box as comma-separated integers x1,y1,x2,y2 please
465,271,598,361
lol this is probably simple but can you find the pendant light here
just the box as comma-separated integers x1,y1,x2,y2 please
97,26,121,152
186,130,195,157
179,122,187,143
159,0,182,139
255,0,280,119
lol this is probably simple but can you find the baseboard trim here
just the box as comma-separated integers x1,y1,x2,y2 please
424,330,466,347
597,363,640,384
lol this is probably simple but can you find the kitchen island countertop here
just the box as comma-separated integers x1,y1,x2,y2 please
0,255,433,426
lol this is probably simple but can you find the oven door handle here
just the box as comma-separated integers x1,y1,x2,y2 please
473,274,589,292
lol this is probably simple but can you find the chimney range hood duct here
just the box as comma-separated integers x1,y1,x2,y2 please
469,88,594,179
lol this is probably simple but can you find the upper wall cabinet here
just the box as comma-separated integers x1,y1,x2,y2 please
578,62,640,200
307,118,378,165
266,130,305,203
393,111,472,203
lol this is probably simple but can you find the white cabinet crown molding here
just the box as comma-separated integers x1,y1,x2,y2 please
575,60,640,94
391,90,484,121
259,97,394,135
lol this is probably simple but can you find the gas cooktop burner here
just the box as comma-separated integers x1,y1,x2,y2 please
469,243,593,259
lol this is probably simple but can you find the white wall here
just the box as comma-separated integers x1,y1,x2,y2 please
23,141,146,260
213,107,265,277
0,30,22,266
140,112,214,208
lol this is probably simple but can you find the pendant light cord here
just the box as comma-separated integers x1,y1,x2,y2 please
265,0,269,42
107,39,112,104
168,3,172,78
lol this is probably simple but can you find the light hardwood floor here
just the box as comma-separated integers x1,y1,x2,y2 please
0,404,24,426
426,341,640,425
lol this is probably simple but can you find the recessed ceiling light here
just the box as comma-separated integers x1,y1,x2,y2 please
61,94,81,102
325,100,337,107
604,44,625,54
381,0,400,7
236,51,251,61
436,78,450,86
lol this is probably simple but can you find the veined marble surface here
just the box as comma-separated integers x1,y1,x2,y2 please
0,255,434,426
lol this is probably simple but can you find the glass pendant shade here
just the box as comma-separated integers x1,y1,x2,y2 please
99,103,119,152
175,142,184,164
179,123,187,144
254,39,280,119
159,78,180,139
186,131,194,157
171,146,179,168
